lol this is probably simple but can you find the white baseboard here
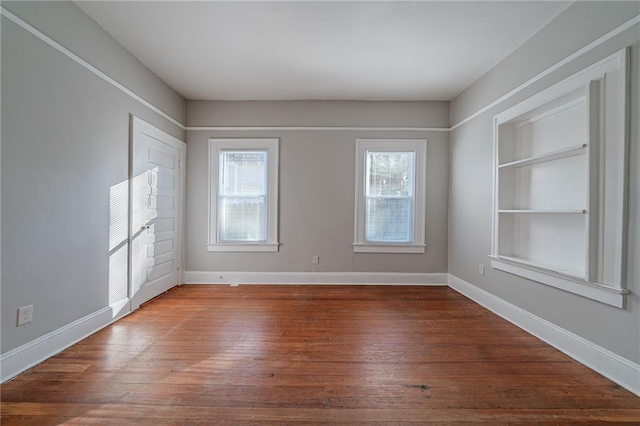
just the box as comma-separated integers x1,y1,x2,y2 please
448,274,640,396
185,271,448,286
4,275,638,398
0,299,131,383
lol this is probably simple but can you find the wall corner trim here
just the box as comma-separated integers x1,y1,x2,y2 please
187,126,449,132
185,271,449,286
0,300,131,383
448,274,640,396
5,2,637,137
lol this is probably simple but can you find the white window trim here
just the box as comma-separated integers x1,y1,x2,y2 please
353,139,427,254
208,138,279,252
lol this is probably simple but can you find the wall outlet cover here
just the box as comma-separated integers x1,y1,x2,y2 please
17,305,33,326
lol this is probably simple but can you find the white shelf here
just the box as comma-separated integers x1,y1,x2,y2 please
495,84,590,291
513,97,586,129
490,256,627,309
498,209,586,214
498,144,587,169
496,255,584,279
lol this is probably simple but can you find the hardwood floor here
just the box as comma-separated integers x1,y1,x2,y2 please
2,285,639,424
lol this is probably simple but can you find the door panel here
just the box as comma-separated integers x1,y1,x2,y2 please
131,117,185,309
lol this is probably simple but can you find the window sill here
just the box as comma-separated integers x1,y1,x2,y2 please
353,243,426,254
489,256,628,308
208,243,279,252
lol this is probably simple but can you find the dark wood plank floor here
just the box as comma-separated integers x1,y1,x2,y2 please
2,285,639,424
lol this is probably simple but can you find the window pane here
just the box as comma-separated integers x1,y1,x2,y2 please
219,196,266,242
219,150,268,242
366,197,413,242
365,151,415,243
220,151,267,196
366,152,414,197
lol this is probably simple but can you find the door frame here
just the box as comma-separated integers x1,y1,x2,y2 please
129,115,186,310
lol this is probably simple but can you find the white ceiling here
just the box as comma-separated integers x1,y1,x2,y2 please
75,1,571,101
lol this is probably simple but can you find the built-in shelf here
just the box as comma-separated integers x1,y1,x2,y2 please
496,255,584,279
494,86,590,291
491,49,629,308
498,209,587,214
498,144,587,169
513,98,586,129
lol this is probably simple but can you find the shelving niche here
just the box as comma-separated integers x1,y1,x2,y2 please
490,49,630,308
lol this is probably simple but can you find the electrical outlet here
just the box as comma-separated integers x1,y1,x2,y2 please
478,264,485,276
312,255,319,264
17,305,33,326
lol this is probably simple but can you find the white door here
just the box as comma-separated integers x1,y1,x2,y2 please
131,116,185,309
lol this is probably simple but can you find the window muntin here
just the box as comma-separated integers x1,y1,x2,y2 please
219,150,268,242
365,151,415,243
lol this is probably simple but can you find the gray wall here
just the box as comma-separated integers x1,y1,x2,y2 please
449,1,640,363
186,101,449,273
3,1,186,125
1,1,186,354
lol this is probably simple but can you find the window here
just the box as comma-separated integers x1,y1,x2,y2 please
354,139,426,253
209,138,279,252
